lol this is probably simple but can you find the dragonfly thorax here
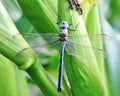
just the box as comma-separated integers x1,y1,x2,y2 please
59,21,69,29
58,21,69,41
59,31,68,41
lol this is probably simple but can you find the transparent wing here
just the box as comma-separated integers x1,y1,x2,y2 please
65,40,108,60
16,41,61,61
16,33,109,60
68,34,112,46
20,33,112,48
31,40,61,55
21,33,60,47
16,33,61,57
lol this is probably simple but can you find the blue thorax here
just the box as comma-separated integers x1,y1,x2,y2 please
59,23,68,29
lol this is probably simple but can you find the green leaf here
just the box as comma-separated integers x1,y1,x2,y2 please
86,6,109,96
0,0,113,96
0,1,59,96
17,0,58,33
82,0,100,21
58,0,104,96
0,54,29,96
107,0,120,30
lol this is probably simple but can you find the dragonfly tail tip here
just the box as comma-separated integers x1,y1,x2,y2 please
57,88,62,92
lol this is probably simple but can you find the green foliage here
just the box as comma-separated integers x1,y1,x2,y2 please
0,55,29,96
58,0,105,96
0,0,120,96
0,0,58,96
107,0,120,30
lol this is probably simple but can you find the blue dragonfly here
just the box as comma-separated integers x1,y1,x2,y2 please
19,21,112,92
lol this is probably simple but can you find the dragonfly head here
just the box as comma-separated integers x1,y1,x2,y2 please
59,21,69,29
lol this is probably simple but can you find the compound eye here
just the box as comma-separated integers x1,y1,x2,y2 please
59,21,69,29
62,23,65,24
61,27,65,29
62,21,67,24
59,24,65,29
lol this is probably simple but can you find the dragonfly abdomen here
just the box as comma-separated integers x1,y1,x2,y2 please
58,42,66,92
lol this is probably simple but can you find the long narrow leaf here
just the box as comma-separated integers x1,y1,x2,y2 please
58,0,104,96
0,1,59,96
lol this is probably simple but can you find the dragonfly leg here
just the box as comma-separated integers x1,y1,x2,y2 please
69,15,73,26
56,20,60,25
68,15,80,31
68,17,76,31
68,22,80,31
56,16,62,25
75,22,80,29
68,28,75,31
69,23,72,26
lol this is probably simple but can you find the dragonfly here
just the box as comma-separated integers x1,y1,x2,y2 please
68,0,83,15
19,21,112,92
